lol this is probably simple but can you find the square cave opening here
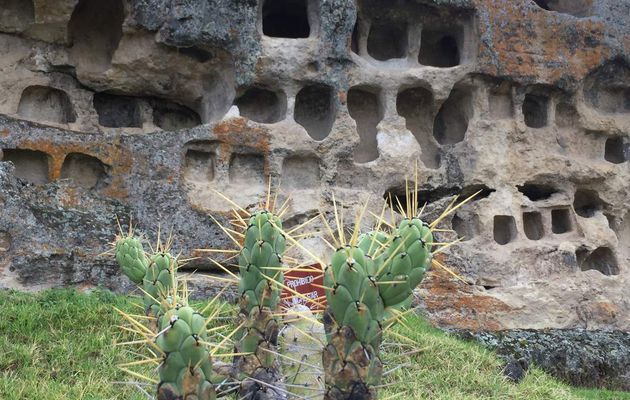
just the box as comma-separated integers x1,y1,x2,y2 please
523,93,549,128
605,136,628,164
419,28,461,68
184,150,215,183
367,20,408,61
551,208,572,234
17,86,76,124
2,149,50,185
396,86,440,169
93,93,142,128
262,0,310,39
234,87,287,124
523,211,544,240
494,215,517,245
60,153,107,189
578,247,619,276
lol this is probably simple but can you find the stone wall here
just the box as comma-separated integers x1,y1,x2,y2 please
0,0,629,331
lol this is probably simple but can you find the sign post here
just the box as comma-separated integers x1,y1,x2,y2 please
281,264,326,311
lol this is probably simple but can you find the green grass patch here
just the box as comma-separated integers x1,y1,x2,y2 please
1,289,629,400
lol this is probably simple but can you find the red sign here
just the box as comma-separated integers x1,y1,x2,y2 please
281,264,326,311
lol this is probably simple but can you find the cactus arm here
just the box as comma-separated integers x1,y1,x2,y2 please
322,245,383,400
234,210,288,400
155,306,217,400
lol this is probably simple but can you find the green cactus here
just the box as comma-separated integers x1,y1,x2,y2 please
234,210,287,399
155,306,216,400
115,235,148,285
368,217,434,323
143,251,176,318
114,233,177,331
322,244,384,400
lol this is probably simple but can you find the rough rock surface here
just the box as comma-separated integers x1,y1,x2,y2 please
452,329,630,390
0,0,628,339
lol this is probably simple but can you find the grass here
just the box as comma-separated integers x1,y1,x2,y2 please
1,289,629,400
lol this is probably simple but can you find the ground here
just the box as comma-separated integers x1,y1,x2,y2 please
1,289,629,400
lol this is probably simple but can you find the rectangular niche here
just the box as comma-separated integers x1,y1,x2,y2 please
452,213,479,241
184,150,215,183
281,155,320,190
229,154,265,185
261,0,313,39
433,86,474,145
605,137,629,164
534,0,594,17
17,86,76,124
419,28,461,68
60,153,107,189
494,215,517,245
488,83,513,119
417,8,474,68
0,0,34,32
523,93,549,128
183,140,218,183
551,208,572,234
150,98,201,131
93,93,142,128
2,149,50,184
234,87,287,124
68,0,124,73
396,86,440,169
555,102,578,128
367,19,408,61
523,211,544,240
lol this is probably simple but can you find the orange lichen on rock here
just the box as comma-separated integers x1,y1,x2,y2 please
422,267,512,331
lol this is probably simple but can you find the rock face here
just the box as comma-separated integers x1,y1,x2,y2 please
0,0,629,337
452,329,630,390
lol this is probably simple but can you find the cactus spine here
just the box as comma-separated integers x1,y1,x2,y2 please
234,210,287,399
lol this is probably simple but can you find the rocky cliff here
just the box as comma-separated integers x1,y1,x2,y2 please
0,0,629,336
